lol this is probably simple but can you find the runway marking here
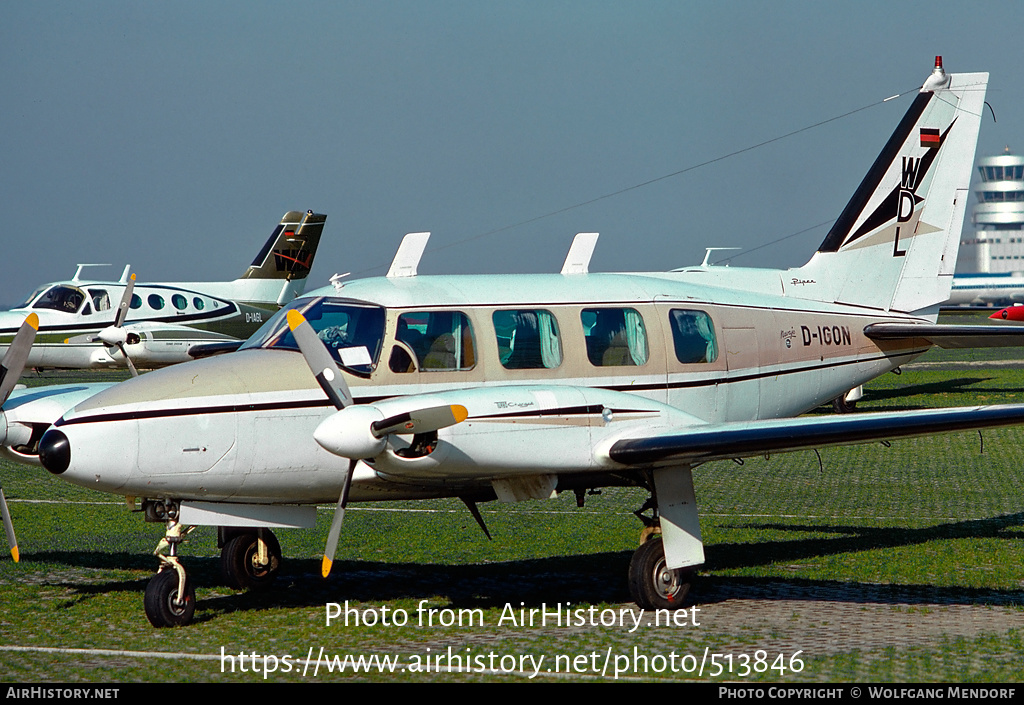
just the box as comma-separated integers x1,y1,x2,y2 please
0,644,218,662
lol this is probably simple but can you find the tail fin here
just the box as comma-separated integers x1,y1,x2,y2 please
793,58,988,316
241,210,327,283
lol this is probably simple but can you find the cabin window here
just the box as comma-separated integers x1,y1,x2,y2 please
580,308,648,366
492,310,562,369
32,286,86,313
88,289,111,312
193,297,205,310
172,294,188,311
130,294,142,309
668,309,718,363
148,294,165,310
394,311,476,372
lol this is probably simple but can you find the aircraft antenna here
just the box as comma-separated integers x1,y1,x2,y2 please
344,83,923,277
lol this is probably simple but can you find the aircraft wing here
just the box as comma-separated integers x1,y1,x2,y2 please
606,404,1024,467
864,322,1024,349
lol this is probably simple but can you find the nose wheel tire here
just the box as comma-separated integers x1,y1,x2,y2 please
144,569,196,627
627,537,694,610
220,530,282,590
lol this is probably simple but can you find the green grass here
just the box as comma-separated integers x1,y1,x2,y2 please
3,358,1024,682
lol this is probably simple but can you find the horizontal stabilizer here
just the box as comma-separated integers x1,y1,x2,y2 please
609,404,1024,466
864,322,1024,348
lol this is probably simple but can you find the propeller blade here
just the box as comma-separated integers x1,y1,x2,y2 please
0,314,39,405
322,459,356,578
113,273,136,328
116,342,139,378
371,404,469,438
0,486,18,562
287,310,352,410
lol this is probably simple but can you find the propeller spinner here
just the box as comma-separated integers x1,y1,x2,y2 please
90,273,139,377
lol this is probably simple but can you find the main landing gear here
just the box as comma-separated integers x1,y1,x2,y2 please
627,496,696,610
219,528,282,590
142,500,283,627
628,536,694,609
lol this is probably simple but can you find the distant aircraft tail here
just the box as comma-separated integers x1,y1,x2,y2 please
183,211,328,307
792,58,989,317
241,210,326,283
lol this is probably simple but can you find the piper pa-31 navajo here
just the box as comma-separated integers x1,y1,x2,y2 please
2,59,1020,628
0,210,326,373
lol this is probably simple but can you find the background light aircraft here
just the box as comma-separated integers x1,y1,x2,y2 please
0,210,326,372
3,59,1021,628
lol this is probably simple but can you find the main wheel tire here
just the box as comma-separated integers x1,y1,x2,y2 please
220,531,281,590
832,395,857,413
144,569,196,628
627,537,693,610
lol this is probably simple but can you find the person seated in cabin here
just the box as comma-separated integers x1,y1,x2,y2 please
422,333,458,370
583,308,648,367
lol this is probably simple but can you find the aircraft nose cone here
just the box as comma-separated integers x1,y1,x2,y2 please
39,429,71,475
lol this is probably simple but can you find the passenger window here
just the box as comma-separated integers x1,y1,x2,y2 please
148,294,165,310
130,294,142,309
581,308,648,366
668,310,718,363
492,310,562,369
172,294,188,311
89,289,110,312
193,297,205,310
394,311,476,372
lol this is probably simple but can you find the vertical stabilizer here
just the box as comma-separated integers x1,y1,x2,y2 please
238,210,327,304
792,59,988,316
242,210,326,282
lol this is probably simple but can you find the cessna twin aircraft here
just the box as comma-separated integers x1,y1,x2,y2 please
1,59,1018,627
0,210,326,373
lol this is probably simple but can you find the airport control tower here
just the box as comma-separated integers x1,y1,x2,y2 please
956,148,1024,273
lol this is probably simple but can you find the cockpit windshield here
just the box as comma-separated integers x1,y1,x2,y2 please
240,297,386,376
15,286,47,310
31,285,88,313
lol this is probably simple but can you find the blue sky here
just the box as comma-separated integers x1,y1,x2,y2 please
3,1,1023,307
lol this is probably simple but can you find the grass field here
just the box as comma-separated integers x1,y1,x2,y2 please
2,342,1024,682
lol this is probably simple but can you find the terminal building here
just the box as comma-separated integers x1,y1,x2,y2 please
948,149,1024,306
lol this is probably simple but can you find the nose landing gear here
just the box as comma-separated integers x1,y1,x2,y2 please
144,512,196,627
141,500,288,627
144,564,195,628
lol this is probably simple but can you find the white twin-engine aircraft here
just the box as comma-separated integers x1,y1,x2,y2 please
1,59,1018,627
0,210,326,373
